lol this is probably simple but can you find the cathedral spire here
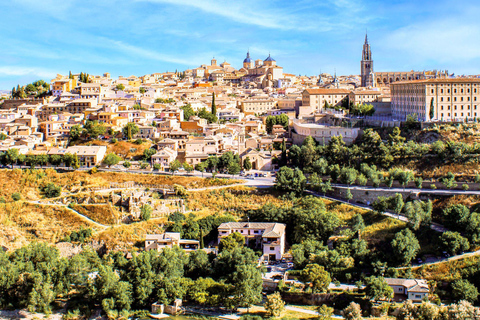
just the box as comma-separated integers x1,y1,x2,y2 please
365,31,368,44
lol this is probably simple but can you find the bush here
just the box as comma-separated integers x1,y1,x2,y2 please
111,138,118,143
430,184,437,190
463,184,470,191
123,161,131,168
40,183,62,198
11,192,21,201
134,138,143,145
140,204,152,221
153,163,161,170
140,163,148,169
68,227,92,243
89,167,98,174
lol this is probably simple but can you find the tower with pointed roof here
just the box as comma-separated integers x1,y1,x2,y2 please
361,33,375,87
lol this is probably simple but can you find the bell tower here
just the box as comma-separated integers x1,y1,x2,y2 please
361,33,375,87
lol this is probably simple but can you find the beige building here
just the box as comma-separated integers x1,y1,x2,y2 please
218,222,286,261
145,233,199,252
66,145,107,167
301,89,350,114
385,278,429,302
240,99,277,115
292,120,361,145
348,90,382,105
391,78,480,121
151,147,177,170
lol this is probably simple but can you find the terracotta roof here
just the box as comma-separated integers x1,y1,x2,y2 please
305,89,351,94
391,78,480,85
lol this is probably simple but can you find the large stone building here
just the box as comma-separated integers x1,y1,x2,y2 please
391,78,480,121
300,88,350,114
360,34,449,87
241,52,284,88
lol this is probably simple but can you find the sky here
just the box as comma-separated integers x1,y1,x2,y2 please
1,0,480,90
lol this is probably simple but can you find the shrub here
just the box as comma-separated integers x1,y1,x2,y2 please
89,167,98,174
11,192,22,201
123,161,131,168
111,138,118,143
140,204,152,221
40,183,62,198
430,184,437,190
140,163,148,169
463,184,470,191
153,164,161,170
134,138,143,145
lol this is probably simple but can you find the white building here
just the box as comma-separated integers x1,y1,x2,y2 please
385,278,430,301
217,222,286,261
145,233,199,252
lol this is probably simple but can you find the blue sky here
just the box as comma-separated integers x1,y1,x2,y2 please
1,0,480,90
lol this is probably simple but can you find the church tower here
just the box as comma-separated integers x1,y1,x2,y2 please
361,33,375,87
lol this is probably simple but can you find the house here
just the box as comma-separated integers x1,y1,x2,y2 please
66,145,107,167
217,222,286,261
239,148,278,171
145,233,199,252
151,147,177,171
385,278,430,302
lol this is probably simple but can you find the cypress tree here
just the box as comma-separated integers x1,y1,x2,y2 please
200,229,204,249
211,93,216,116
281,138,287,165
429,98,435,120
11,87,16,98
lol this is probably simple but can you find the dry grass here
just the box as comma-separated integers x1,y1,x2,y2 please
407,255,480,282
72,204,120,225
322,199,407,246
92,218,167,250
0,202,98,250
0,169,241,200
186,186,290,216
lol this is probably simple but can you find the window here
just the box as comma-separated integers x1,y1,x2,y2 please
270,247,275,250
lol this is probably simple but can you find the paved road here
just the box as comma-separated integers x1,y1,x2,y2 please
333,183,480,196
398,249,480,270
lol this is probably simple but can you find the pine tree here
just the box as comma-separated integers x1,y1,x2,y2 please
211,93,216,116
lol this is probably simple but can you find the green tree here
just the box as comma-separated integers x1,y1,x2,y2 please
116,83,125,91
170,159,181,174
140,204,152,221
429,98,435,120
211,93,216,116
84,120,106,139
345,188,353,203
139,87,146,94
440,172,457,189
143,148,156,161
219,232,245,252
243,157,252,171
343,302,362,320
4,148,19,168
364,276,394,301
452,280,479,303
301,263,331,293
122,122,139,140
49,154,62,166
391,229,420,265
102,153,121,167
390,193,404,218
227,161,241,177
183,162,194,174
229,263,262,310
350,213,366,234
181,103,196,120
441,231,470,255
40,183,61,198
318,305,334,320
264,292,285,317
275,166,306,195
71,153,80,169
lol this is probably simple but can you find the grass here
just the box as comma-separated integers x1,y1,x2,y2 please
0,169,241,201
404,255,480,282
92,218,167,249
0,202,98,250
72,204,120,225
70,139,153,160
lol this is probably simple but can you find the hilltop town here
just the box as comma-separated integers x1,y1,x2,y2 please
2,36,480,320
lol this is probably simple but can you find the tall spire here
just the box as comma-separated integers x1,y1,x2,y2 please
365,31,368,44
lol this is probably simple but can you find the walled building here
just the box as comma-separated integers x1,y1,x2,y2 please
390,78,480,121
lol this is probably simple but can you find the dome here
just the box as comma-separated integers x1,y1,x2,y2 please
243,51,252,63
264,54,275,62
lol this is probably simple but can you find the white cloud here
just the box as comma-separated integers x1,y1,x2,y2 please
105,39,204,66
0,66,57,78
134,0,319,30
